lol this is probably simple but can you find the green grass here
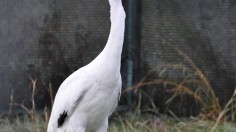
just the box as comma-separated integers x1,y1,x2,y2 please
1,114,236,132
109,114,236,132
0,115,47,132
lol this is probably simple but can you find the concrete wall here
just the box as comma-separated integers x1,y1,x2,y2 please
0,0,111,111
0,0,53,111
0,0,236,116
140,0,236,115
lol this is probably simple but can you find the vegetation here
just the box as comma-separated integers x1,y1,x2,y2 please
1,113,236,132
1,49,236,132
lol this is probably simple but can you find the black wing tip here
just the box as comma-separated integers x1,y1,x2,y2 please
57,111,68,128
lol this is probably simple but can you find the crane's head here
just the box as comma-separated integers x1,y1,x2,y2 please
109,0,123,8
109,0,125,22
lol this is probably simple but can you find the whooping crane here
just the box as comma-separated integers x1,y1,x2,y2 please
47,0,126,131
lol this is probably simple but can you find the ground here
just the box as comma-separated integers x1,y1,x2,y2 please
0,113,236,132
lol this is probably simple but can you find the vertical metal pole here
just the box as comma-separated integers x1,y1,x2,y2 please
127,0,133,107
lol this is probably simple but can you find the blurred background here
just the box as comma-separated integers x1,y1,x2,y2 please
0,0,236,131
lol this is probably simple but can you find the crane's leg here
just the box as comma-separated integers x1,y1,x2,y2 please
74,127,86,132
95,118,108,132
64,124,85,132
58,127,85,132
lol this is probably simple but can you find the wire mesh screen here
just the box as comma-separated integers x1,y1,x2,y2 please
0,0,235,117
139,0,236,116
0,0,112,112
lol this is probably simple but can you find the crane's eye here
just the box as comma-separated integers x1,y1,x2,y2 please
57,111,68,127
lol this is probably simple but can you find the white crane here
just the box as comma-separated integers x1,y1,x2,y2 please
47,0,125,131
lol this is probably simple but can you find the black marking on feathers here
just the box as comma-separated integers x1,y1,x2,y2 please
57,87,88,128
57,111,68,127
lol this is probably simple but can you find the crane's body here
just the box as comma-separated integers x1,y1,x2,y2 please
47,0,125,132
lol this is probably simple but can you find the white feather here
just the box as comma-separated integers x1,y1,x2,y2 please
47,0,125,132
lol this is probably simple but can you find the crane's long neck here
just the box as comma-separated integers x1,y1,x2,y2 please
94,0,126,70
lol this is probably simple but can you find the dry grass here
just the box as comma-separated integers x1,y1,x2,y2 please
130,62,219,117
127,48,236,130
1,49,236,131
211,88,236,131
4,78,51,132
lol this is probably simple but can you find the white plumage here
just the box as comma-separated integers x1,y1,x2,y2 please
47,0,125,132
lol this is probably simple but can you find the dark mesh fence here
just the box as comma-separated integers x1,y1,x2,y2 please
0,0,235,116
139,0,236,116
